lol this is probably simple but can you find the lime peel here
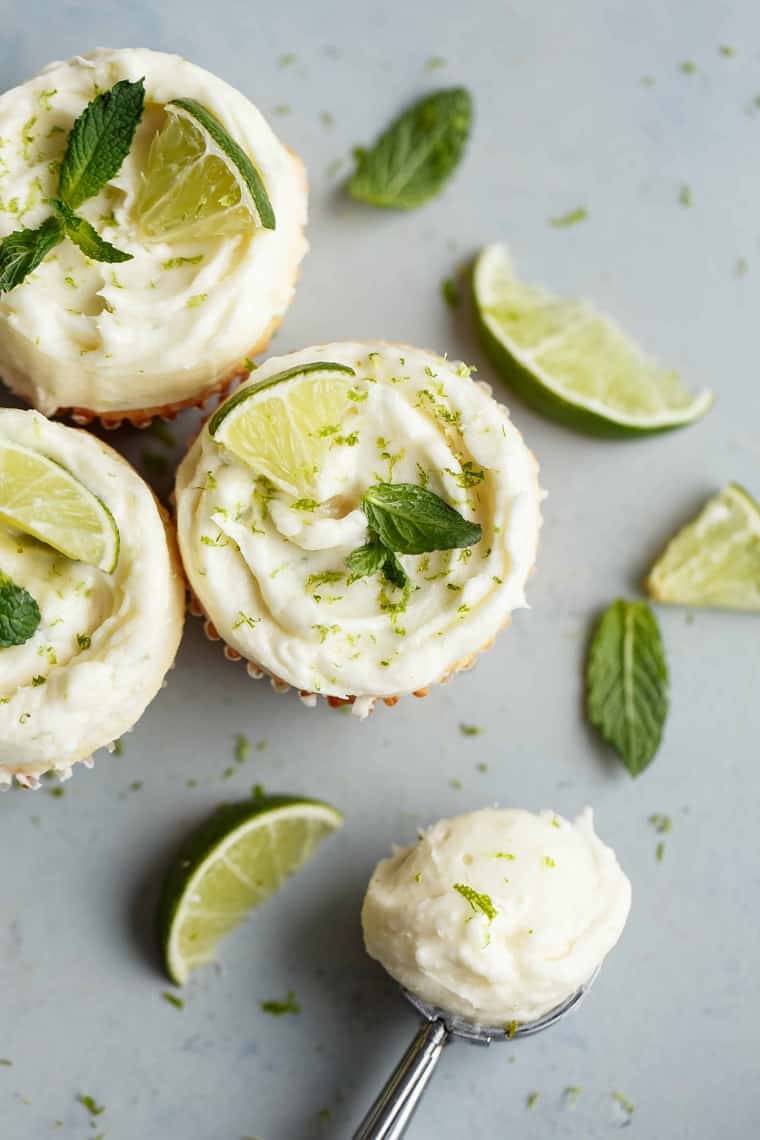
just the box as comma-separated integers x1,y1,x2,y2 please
473,244,713,436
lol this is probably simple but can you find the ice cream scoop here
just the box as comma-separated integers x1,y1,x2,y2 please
353,806,631,1139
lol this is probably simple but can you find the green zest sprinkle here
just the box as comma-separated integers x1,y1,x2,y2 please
459,723,483,736
526,1092,539,1109
291,498,319,511
261,989,300,1016
549,206,588,228
648,813,672,834
504,1020,519,1039
719,44,736,57
453,882,498,921
31,675,46,686
564,1085,582,1107
186,293,208,308
112,739,124,756
162,255,204,269
76,633,91,650
441,276,460,307
542,856,556,868
495,852,515,860
678,184,692,207
680,60,697,74
235,734,250,763
656,841,666,862
612,1091,635,1116
162,991,184,1009
77,1094,105,1116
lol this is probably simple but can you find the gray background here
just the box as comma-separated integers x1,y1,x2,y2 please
1,1,759,1137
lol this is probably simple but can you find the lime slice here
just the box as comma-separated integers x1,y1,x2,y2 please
157,795,343,985
0,442,119,572
209,361,357,495
473,244,713,436
135,97,275,243
646,484,760,611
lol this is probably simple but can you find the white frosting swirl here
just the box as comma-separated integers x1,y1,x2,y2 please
176,342,542,704
0,48,308,414
362,807,632,1026
0,409,185,784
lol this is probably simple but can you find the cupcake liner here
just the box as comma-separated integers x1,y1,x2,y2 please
188,590,468,719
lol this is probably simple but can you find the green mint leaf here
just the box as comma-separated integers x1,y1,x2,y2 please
346,540,388,580
50,199,132,263
348,87,472,210
0,217,63,293
587,599,669,777
58,78,145,209
0,573,41,647
362,482,482,555
382,550,408,589
170,98,276,230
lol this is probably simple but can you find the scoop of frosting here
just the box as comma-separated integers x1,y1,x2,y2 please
362,806,631,1026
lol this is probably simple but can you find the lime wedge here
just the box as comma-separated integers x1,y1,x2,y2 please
473,244,713,436
135,97,275,243
157,795,343,985
0,442,119,572
646,484,760,611
209,361,357,495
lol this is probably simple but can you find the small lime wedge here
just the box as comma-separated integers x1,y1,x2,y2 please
157,795,343,985
646,484,760,611
0,442,119,572
473,244,713,436
135,98,274,242
209,361,357,495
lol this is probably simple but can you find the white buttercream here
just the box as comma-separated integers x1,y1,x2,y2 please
0,48,307,414
362,807,632,1025
176,342,542,700
0,409,185,782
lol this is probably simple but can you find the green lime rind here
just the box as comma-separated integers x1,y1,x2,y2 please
208,361,356,435
156,795,343,985
170,98,276,231
473,245,713,437
646,483,760,612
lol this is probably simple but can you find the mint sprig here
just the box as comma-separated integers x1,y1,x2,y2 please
58,78,145,208
0,78,144,293
346,482,482,588
586,599,669,777
348,87,472,210
0,572,41,648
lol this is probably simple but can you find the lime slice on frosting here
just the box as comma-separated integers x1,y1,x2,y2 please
157,795,343,985
209,361,357,495
646,483,760,611
473,244,713,436
135,97,275,242
0,442,119,572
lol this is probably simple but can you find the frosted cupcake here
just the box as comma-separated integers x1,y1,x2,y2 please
0,48,307,426
175,342,542,716
0,409,185,787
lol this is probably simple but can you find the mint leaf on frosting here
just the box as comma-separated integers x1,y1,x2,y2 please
587,599,669,777
345,541,388,581
362,482,482,555
58,78,145,209
348,87,472,210
50,199,132,263
0,217,63,293
0,572,41,648
0,79,143,292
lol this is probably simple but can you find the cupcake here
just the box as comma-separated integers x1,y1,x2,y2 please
0,48,307,426
0,409,185,787
175,342,542,716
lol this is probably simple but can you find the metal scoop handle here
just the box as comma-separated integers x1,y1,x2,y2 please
352,1018,450,1140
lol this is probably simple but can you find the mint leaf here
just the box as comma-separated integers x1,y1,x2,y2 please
0,573,41,647
50,199,132,263
0,217,63,293
362,482,482,554
587,599,669,777
346,541,388,580
59,78,145,209
348,87,472,210
382,550,408,589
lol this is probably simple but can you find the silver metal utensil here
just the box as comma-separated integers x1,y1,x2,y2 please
352,968,599,1140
